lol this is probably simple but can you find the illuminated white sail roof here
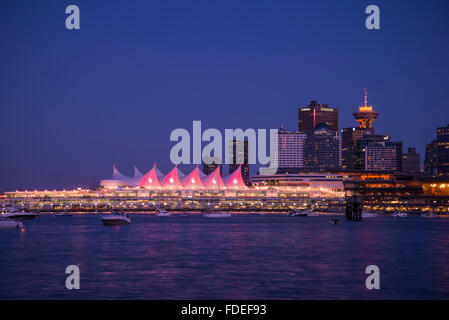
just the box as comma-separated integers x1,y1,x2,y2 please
139,163,165,188
100,165,132,188
111,164,128,180
104,164,249,190
162,166,185,188
182,166,204,188
133,166,143,178
203,166,225,189
223,165,247,188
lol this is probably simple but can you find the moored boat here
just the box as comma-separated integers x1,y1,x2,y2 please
101,210,131,226
362,211,382,218
329,218,340,225
392,212,408,218
0,217,24,229
420,213,438,218
156,208,173,217
2,207,39,220
288,209,312,217
308,212,321,217
202,210,231,218
53,212,73,217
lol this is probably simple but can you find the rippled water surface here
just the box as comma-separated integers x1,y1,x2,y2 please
1,213,449,299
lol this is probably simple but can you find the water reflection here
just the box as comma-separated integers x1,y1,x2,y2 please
0,214,448,299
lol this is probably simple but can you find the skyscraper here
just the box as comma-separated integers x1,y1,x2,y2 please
364,142,401,171
341,127,374,170
402,147,421,174
303,123,341,170
202,156,222,176
229,139,250,186
389,141,404,172
424,139,437,177
342,89,380,171
351,133,402,172
437,124,449,178
275,127,307,169
298,100,338,133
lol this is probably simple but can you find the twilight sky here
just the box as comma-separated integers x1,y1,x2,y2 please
0,0,448,191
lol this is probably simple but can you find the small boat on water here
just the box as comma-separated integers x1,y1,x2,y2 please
392,212,409,218
53,212,73,217
421,213,438,219
288,209,312,217
202,210,231,218
0,216,24,229
362,211,382,218
329,218,340,225
181,213,192,217
308,212,321,217
156,208,173,217
101,210,131,226
2,207,40,220
251,212,265,216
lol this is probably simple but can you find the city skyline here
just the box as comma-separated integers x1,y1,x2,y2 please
1,1,449,303
1,0,449,191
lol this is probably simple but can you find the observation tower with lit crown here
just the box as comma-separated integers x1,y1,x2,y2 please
353,88,379,129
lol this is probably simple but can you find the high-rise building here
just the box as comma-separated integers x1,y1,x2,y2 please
351,133,388,170
229,139,250,186
342,89,381,171
351,133,402,172
341,127,374,170
437,124,449,178
402,147,421,174
389,141,404,172
202,156,222,176
364,142,402,171
424,139,437,177
303,123,341,170
275,127,307,169
298,100,338,133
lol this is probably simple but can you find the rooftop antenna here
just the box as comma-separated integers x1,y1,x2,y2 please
364,88,368,108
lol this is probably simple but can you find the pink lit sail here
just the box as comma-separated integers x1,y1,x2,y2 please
204,166,225,188
162,166,185,188
139,163,165,188
223,165,247,188
109,164,246,190
182,166,205,188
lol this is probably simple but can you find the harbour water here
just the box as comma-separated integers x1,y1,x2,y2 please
1,213,449,299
